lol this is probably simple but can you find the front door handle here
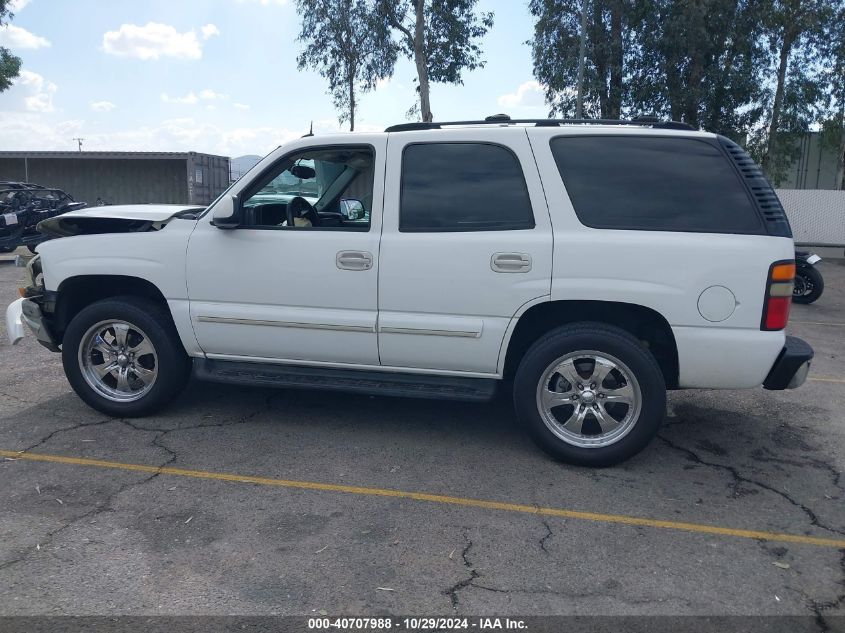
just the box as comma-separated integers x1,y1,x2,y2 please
491,252,532,273
336,250,373,271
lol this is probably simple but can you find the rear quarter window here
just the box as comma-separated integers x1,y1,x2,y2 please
550,136,764,234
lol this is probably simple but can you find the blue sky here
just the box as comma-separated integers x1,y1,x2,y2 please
0,0,548,157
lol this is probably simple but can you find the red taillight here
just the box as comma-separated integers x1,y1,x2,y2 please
761,261,795,331
764,296,791,330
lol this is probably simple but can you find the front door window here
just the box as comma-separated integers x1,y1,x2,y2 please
241,146,374,230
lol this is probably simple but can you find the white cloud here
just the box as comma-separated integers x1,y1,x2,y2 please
497,80,545,109
90,100,116,112
236,0,288,5
200,24,220,40
162,89,229,105
0,24,51,49
102,22,207,60
234,103,250,110
199,88,229,100
0,113,83,151
15,70,57,112
0,112,387,156
162,91,199,104
8,0,31,13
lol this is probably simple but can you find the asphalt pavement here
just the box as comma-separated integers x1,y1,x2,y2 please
0,249,843,625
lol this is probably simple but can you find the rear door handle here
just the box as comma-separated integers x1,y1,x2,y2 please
491,252,532,273
336,250,373,271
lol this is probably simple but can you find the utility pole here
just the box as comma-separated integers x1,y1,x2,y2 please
575,0,588,118
72,138,84,152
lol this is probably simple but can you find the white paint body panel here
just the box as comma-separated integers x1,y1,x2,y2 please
36,220,203,356
378,127,553,373
6,298,24,345
185,134,386,365
525,126,794,388
46,204,203,223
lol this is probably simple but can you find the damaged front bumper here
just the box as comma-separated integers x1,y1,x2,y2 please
6,296,60,351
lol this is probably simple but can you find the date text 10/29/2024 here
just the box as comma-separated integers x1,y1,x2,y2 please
308,617,528,630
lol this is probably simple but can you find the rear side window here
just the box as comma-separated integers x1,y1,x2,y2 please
550,136,763,234
400,143,535,232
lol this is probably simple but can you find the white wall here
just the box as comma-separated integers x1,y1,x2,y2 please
776,189,845,249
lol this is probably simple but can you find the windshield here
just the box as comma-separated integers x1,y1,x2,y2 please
253,158,347,202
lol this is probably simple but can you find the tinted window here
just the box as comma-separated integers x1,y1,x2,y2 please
550,136,763,233
400,143,535,232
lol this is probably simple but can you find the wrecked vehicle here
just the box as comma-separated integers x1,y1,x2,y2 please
5,118,815,466
0,182,87,253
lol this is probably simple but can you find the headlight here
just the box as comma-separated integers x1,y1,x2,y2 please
25,254,43,289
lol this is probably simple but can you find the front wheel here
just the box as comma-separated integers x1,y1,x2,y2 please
62,296,191,417
513,323,666,466
792,266,824,304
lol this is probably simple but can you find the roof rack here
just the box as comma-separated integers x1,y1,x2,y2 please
384,114,695,133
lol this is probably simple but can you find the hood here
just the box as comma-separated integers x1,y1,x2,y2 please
37,204,206,237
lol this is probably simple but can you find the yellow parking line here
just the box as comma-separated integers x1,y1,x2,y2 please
2,449,844,549
809,377,845,384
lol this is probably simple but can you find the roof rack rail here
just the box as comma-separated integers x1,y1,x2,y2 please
384,115,695,133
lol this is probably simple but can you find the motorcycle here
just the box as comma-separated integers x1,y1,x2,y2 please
793,251,824,304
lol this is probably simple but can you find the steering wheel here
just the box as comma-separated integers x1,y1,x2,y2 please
286,196,320,227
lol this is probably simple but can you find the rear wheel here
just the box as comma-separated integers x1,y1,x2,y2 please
62,296,191,417
513,323,666,466
792,266,824,304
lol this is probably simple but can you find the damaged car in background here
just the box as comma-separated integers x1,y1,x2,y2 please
0,182,86,253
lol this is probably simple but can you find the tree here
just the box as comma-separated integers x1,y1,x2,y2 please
820,1,845,189
625,0,767,137
529,0,766,133
759,0,829,175
376,0,494,122
528,0,626,118
295,0,396,131
0,0,22,93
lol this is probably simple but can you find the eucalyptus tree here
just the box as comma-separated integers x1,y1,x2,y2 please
819,0,845,189
759,0,831,175
295,0,397,130
528,0,767,134
376,0,494,122
528,0,625,118
0,0,22,93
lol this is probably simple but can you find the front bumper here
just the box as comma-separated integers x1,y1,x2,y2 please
5,297,60,351
763,336,814,390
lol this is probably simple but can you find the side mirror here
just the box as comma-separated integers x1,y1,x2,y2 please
211,194,241,229
340,198,365,221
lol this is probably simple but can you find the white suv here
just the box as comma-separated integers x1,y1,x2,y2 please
6,116,814,466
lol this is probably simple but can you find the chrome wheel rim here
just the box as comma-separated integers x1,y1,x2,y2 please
78,320,158,402
535,350,642,449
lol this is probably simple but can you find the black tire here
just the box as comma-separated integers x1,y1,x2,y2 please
513,322,666,467
792,266,824,304
0,245,15,253
26,244,38,254
61,296,191,417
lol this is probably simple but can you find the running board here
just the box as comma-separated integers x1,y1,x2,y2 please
193,359,498,402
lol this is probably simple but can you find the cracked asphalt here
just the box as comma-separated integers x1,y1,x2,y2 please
0,249,843,623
